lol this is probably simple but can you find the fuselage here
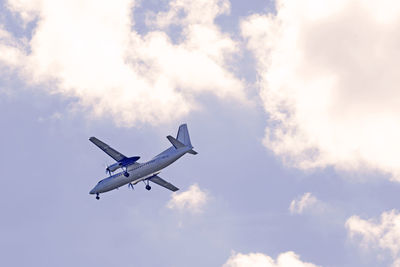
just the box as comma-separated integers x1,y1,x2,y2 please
89,146,191,194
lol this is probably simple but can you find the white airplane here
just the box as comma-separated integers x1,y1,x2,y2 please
89,124,197,200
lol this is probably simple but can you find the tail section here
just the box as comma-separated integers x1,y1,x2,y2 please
174,124,197,154
187,149,198,155
167,135,185,149
177,124,192,147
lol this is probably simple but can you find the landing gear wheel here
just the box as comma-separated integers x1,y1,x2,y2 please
124,172,129,177
145,184,151,191
96,193,100,200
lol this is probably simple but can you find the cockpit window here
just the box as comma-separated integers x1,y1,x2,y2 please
98,177,113,184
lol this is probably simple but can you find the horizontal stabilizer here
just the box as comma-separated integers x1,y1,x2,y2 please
167,135,185,149
188,149,198,155
149,175,179,192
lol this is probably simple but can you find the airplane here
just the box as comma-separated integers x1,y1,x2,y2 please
89,124,197,200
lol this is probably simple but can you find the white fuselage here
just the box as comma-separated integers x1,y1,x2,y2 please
90,146,191,194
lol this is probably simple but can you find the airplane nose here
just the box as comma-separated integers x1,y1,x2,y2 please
89,188,96,194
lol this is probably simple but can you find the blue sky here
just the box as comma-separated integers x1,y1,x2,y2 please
1,0,400,266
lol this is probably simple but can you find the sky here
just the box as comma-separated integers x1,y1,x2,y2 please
1,0,400,266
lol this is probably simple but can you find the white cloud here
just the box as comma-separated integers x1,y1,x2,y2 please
0,0,245,126
167,183,208,214
289,192,321,215
148,0,230,31
37,111,63,123
0,26,26,69
222,251,319,267
346,209,400,266
242,0,400,181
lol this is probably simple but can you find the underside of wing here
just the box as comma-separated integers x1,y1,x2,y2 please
89,137,127,162
149,175,179,192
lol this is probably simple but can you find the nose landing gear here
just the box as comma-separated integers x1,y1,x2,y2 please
96,193,100,200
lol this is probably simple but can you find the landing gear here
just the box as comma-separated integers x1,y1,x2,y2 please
123,166,130,177
143,180,151,191
128,183,134,190
96,193,100,200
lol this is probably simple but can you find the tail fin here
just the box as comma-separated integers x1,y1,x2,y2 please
177,124,192,147
176,124,197,155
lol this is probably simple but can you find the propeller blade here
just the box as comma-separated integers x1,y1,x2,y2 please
104,163,112,175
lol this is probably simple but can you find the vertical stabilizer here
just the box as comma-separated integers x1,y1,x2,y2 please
176,124,197,154
177,124,192,147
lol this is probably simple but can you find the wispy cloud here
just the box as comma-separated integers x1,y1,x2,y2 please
289,192,323,215
223,251,320,267
241,0,400,181
167,183,208,214
346,209,400,266
1,0,246,126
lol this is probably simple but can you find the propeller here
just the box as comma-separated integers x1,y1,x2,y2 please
105,163,111,176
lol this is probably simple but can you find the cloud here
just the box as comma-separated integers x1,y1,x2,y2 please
0,0,245,126
167,183,208,214
222,251,319,267
346,209,400,266
241,0,400,180
289,192,322,215
0,26,26,69
37,112,63,123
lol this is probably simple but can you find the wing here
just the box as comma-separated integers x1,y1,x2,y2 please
89,137,127,162
149,175,179,192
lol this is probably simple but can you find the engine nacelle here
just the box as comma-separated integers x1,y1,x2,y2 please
120,156,140,167
106,162,121,173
